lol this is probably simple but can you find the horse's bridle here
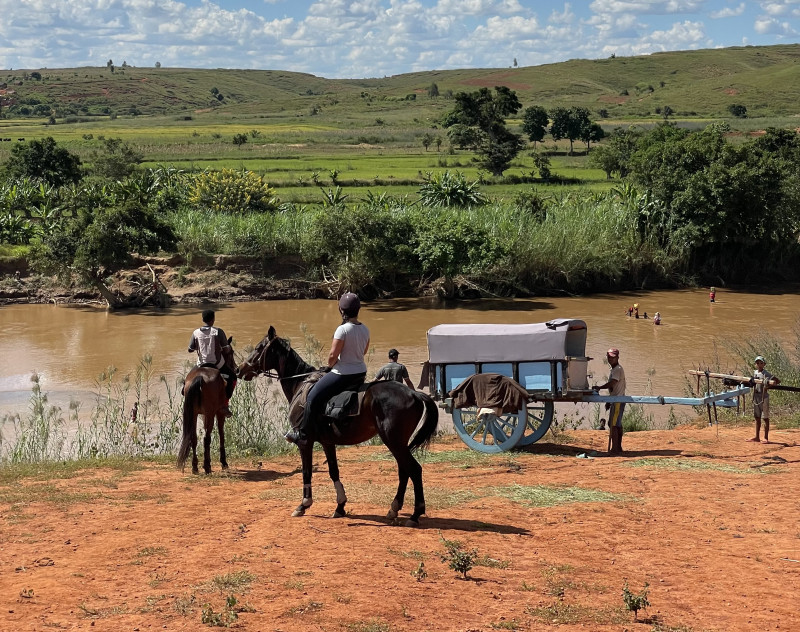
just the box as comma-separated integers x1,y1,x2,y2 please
250,340,317,382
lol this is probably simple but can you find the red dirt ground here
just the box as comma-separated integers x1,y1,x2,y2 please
1,425,799,631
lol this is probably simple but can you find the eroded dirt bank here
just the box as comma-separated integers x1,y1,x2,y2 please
1,426,799,631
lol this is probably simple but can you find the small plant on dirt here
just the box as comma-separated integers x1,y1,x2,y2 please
411,561,427,581
622,580,650,621
201,595,238,627
439,534,477,579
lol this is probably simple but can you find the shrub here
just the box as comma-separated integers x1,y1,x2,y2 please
418,170,485,208
189,169,279,214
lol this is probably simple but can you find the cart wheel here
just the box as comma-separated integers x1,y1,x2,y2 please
516,401,554,446
451,406,527,453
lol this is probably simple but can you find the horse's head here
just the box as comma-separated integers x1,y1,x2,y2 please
237,326,290,381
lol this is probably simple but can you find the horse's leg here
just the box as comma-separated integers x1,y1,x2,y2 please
216,413,229,470
321,443,347,518
292,442,315,517
203,416,213,475
387,463,409,521
191,413,200,475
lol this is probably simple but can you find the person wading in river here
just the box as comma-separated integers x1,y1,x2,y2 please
595,348,626,454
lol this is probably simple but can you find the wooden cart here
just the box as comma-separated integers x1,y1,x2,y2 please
425,319,749,453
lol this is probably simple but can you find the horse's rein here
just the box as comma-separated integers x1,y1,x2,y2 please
254,348,317,381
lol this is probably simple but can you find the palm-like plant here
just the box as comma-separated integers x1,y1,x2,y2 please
418,171,485,208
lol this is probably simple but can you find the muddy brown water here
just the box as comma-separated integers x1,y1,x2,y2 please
1,287,798,426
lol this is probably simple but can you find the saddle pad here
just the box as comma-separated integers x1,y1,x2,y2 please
325,390,360,420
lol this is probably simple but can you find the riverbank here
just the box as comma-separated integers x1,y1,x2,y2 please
0,253,510,306
2,424,799,631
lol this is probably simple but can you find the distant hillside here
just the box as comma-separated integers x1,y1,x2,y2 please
2,44,800,122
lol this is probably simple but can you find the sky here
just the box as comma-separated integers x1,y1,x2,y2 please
0,1,798,79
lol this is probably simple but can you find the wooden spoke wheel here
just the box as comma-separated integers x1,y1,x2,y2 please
451,406,527,453
516,401,554,446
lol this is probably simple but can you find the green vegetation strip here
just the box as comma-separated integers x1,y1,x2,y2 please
625,457,780,474
492,484,626,507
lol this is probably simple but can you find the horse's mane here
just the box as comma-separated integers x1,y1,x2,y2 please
273,336,316,376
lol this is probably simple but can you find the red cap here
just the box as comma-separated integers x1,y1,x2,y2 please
607,348,620,357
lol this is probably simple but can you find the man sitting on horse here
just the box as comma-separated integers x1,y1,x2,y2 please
188,309,237,417
285,292,370,445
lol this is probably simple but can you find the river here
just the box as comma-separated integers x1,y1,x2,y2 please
1,287,798,426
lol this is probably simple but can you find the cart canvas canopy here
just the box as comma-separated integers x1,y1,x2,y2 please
426,319,588,364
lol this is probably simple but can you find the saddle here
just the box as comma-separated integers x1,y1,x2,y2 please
287,375,371,430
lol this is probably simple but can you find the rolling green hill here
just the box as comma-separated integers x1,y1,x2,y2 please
2,44,800,125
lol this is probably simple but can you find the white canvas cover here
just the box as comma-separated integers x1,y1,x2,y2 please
427,319,587,364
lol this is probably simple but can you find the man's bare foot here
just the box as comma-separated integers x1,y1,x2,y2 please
745,437,761,442
762,440,771,444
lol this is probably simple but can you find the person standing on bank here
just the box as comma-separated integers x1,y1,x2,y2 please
188,309,237,417
594,348,626,454
285,293,370,445
376,349,415,389
747,355,781,444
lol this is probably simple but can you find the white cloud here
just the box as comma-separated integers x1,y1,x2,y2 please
549,2,576,24
710,2,745,18
754,16,798,34
759,0,800,16
589,0,705,14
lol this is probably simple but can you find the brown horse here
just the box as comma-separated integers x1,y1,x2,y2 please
176,366,229,474
238,326,439,526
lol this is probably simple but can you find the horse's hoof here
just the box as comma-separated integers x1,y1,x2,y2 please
386,509,398,520
292,505,306,517
332,510,346,518
404,518,420,528
192,468,199,475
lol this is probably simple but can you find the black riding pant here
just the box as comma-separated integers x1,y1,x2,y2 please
300,371,366,435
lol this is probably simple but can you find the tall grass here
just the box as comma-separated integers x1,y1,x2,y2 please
0,356,293,465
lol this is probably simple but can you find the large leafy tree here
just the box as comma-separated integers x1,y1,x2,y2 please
3,137,82,187
443,86,523,176
628,122,800,275
549,107,591,155
89,137,143,180
31,198,177,308
521,105,549,148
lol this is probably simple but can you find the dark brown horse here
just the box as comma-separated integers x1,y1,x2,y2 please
238,326,439,526
176,367,229,474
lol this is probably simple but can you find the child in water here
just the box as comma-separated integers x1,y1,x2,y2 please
653,312,661,325
710,287,716,303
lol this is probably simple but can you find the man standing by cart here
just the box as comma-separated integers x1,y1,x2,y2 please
747,355,780,443
595,348,626,454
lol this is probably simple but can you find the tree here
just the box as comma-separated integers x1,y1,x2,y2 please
89,137,143,180
588,127,640,179
521,105,548,148
428,83,439,98
661,105,674,120
154,61,161,68
443,86,523,176
728,103,747,118
581,122,606,151
446,124,480,150
31,198,176,308
3,137,82,187
550,107,591,155
421,132,434,151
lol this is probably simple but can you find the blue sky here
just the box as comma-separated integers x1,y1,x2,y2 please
0,1,798,78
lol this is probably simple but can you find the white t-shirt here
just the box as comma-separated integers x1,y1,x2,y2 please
332,321,369,375
608,364,626,396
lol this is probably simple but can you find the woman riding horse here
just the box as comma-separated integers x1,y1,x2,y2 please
285,292,369,445
238,318,439,526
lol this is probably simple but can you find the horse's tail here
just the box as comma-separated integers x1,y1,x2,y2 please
177,375,203,470
408,390,439,454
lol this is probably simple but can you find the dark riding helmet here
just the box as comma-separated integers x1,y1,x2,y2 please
338,292,361,317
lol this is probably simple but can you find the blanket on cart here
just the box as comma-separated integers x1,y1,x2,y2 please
449,373,530,414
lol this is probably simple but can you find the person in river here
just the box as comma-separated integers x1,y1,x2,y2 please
594,348,626,454
376,348,415,389
285,292,370,445
653,312,662,325
709,287,716,303
188,309,237,417
747,355,781,444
